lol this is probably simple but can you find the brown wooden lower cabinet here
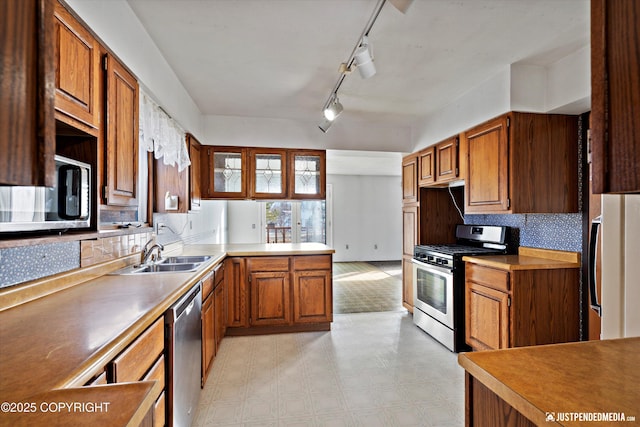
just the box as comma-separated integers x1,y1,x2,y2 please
201,290,215,385
402,256,414,313
466,373,535,427
465,262,580,351
226,254,333,335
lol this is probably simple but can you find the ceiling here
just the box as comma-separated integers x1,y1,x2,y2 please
125,0,590,129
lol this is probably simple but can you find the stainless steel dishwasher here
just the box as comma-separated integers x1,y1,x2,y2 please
166,282,202,427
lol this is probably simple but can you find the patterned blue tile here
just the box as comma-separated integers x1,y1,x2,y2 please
465,213,582,253
0,242,80,288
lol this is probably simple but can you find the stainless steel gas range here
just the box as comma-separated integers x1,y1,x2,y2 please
412,224,509,352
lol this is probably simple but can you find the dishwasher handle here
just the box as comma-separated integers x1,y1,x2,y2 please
169,282,201,322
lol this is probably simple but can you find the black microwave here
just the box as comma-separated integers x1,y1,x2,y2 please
0,155,91,233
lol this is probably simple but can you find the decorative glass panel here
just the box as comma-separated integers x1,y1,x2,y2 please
293,155,321,195
213,152,242,193
254,153,283,194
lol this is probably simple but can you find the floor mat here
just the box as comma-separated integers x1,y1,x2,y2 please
333,262,403,314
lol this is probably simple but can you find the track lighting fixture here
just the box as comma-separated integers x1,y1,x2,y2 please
323,95,343,121
354,36,376,79
318,0,411,132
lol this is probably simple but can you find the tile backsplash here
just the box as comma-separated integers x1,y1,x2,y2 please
0,242,80,288
465,213,583,253
0,231,152,289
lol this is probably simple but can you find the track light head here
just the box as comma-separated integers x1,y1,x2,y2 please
354,36,376,79
318,118,333,133
323,96,343,121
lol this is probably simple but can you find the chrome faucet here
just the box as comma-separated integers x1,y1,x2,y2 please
141,239,164,265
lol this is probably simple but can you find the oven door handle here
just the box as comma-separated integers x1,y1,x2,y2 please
412,258,453,274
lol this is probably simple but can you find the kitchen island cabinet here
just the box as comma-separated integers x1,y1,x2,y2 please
464,247,581,351
459,337,640,426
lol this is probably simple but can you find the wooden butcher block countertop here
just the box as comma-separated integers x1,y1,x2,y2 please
463,246,581,271
459,337,640,426
0,242,333,426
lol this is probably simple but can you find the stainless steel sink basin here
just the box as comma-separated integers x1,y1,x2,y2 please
111,261,203,275
162,255,211,264
137,263,200,273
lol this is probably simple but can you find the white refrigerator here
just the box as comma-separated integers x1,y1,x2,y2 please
600,194,640,339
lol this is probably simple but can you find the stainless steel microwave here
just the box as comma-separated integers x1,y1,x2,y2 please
0,155,91,233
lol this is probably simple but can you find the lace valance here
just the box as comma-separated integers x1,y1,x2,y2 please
139,91,191,172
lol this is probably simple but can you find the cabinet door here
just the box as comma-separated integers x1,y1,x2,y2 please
153,155,188,213
591,0,640,193
249,272,291,326
1,0,56,187
206,146,247,199
465,281,510,351
402,256,414,312
402,205,418,256
250,148,287,199
214,280,225,352
225,257,248,328
188,134,202,210
53,1,100,131
436,136,459,183
418,147,436,186
402,154,419,203
292,270,332,323
201,294,214,385
465,115,509,213
104,54,139,206
289,150,326,199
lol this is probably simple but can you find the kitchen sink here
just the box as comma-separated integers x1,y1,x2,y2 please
136,263,200,273
111,260,205,275
161,255,211,264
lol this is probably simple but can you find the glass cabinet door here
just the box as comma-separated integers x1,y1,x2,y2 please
210,147,247,198
250,149,287,198
289,150,326,199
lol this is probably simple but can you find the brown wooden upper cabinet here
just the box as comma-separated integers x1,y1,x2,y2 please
103,53,139,207
418,135,461,187
202,146,248,199
249,148,288,199
188,133,202,210
53,0,101,135
418,147,435,186
289,150,326,200
154,133,203,213
402,153,419,204
464,112,578,214
591,0,640,194
1,0,56,187
202,146,325,200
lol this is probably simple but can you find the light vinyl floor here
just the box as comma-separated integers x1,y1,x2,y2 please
193,311,465,427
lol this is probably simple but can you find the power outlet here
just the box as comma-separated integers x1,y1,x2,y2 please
346,244,349,250
374,244,378,250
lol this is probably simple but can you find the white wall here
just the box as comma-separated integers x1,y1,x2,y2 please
201,115,413,153
65,0,203,138
227,201,263,244
154,200,228,245
328,175,402,262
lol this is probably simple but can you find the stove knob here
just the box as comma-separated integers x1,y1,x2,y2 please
441,259,449,266
427,256,434,262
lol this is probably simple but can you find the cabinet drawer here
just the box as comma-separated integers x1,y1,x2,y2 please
466,264,509,292
293,255,331,271
110,318,164,383
85,371,107,386
248,257,289,272
142,355,165,394
153,391,165,427
202,270,214,299
214,263,224,287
